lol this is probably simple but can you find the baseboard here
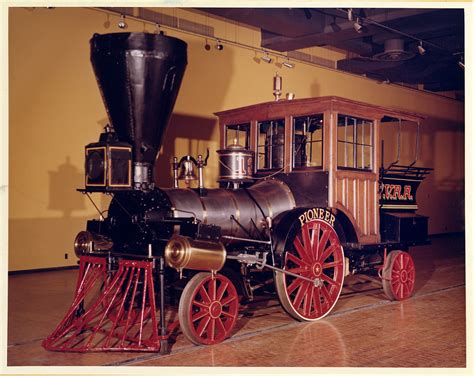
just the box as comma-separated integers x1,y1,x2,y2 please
8,264,79,276
429,231,465,239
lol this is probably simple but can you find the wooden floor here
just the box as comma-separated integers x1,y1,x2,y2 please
7,234,467,368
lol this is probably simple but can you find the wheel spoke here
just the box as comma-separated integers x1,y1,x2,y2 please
395,255,403,270
221,294,237,306
208,318,216,341
313,286,322,315
394,281,402,297
292,281,310,310
322,260,343,269
287,277,304,295
215,316,226,334
208,278,217,301
192,300,209,310
199,285,211,304
302,224,314,262
293,236,310,263
216,280,229,302
320,284,333,308
196,315,211,337
192,309,209,322
221,310,235,319
311,222,321,260
316,227,331,260
320,244,338,264
286,252,306,267
320,273,340,288
303,284,314,316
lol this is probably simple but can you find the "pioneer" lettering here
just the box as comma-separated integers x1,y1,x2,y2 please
298,208,336,228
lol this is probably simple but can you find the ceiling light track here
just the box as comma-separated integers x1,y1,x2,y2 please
336,8,460,57
93,7,328,71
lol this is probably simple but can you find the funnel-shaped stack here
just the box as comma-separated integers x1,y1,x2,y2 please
90,32,187,188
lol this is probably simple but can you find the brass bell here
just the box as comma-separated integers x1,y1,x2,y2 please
178,158,197,182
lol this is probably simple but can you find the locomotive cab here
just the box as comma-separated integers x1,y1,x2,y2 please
215,96,430,251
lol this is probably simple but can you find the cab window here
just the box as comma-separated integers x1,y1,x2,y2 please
257,119,285,170
337,114,373,170
292,114,323,168
225,123,250,149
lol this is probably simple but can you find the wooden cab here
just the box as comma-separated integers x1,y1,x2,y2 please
215,96,425,246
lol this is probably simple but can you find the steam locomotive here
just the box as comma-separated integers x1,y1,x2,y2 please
43,32,431,353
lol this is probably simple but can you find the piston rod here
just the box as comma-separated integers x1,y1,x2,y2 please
226,255,317,284
221,235,272,244
260,263,317,284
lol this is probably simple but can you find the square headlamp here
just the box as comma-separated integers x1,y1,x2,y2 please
85,131,132,191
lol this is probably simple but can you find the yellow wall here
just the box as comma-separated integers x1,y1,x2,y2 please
8,7,464,271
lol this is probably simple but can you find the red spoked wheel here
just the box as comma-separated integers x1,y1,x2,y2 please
179,272,239,345
382,250,416,301
275,219,345,321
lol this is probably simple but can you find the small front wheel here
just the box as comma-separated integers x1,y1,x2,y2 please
382,250,416,301
178,272,239,345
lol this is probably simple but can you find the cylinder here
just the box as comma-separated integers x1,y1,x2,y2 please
164,235,226,272
74,230,113,258
217,142,254,183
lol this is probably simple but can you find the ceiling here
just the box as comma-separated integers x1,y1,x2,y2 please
202,8,464,95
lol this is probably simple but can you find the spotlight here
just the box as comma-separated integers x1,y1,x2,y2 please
215,40,224,51
282,60,294,69
348,8,353,21
204,39,211,51
353,18,363,33
417,41,426,55
118,14,127,29
261,52,272,63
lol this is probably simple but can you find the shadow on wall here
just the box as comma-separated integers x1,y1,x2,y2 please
48,156,85,218
154,113,216,187
48,141,111,220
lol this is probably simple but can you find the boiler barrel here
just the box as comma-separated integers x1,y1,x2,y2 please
163,179,295,239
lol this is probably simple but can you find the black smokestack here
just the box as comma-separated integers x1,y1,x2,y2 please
90,32,187,189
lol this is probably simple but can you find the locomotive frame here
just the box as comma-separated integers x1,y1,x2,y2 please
42,32,431,354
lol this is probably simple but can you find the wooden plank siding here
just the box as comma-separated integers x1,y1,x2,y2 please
333,171,379,243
